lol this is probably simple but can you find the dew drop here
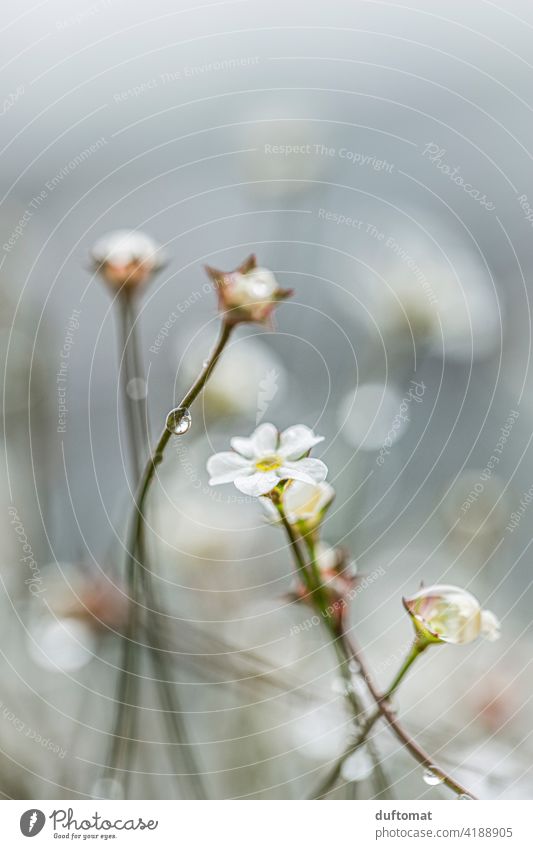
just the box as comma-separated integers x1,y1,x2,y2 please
457,793,474,800
165,406,192,435
126,377,147,400
423,767,444,786
341,748,374,782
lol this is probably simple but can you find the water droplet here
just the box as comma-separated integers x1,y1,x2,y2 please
341,748,374,782
202,359,209,368
423,767,444,786
126,377,147,400
457,793,474,800
165,406,192,435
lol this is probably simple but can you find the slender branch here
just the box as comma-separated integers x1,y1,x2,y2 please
339,629,477,799
312,640,424,798
278,517,475,799
106,319,233,793
275,501,391,797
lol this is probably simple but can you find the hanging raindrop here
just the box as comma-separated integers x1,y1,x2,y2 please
165,406,192,435
423,767,444,786
457,793,474,800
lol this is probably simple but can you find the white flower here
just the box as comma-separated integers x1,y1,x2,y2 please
91,229,165,290
207,423,327,497
403,584,501,645
261,480,334,526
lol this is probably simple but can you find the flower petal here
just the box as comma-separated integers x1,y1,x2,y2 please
481,609,501,641
230,437,255,459
234,471,279,497
207,452,251,485
251,422,278,454
279,425,324,460
259,496,280,523
279,457,328,485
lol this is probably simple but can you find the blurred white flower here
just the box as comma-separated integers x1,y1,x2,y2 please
207,422,327,497
338,381,409,451
91,229,165,291
341,747,375,782
371,245,500,361
260,480,334,526
180,334,286,420
27,617,96,671
243,112,330,198
403,584,501,645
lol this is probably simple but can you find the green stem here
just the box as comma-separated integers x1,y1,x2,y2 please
275,502,390,796
338,630,478,799
284,528,476,800
106,319,233,794
312,640,426,798
382,640,427,701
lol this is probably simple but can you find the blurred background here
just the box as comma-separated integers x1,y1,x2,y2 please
1,0,532,799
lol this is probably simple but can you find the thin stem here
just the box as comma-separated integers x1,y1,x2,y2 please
301,531,391,797
107,320,233,794
312,640,425,798
339,629,477,799
118,292,143,481
283,524,476,799
275,502,390,797
123,294,151,455
382,640,426,701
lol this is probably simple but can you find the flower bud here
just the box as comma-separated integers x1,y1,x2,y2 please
205,254,292,325
403,584,501,645
91,229,165,292
261,480,334,529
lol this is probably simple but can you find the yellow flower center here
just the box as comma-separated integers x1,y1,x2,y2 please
256,454,282,472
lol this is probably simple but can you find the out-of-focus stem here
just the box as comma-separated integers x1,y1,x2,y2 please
107,320,233,795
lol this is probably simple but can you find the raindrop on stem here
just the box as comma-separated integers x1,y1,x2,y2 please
165,407,192,435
